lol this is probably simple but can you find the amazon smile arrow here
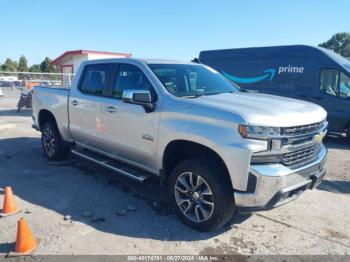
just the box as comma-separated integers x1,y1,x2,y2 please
221,69,276,84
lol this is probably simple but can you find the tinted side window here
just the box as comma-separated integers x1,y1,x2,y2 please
320,69,339,96
80,64,113,96
113,64,154,99
339,72,350,98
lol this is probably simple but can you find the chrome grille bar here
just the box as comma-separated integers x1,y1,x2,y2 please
282,145,320,167
282,121,326,137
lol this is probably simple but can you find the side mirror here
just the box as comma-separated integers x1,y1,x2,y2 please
122,90,155,112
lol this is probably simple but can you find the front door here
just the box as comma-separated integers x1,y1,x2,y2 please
102,63,160,172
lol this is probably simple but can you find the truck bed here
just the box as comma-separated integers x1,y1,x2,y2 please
32,85,71,140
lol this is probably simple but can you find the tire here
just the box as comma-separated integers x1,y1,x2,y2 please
41,122,70,161
168,158,235,231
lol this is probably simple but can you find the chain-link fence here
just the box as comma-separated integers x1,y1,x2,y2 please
0,71,74,124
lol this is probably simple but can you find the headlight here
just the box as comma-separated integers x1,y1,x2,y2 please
238,124,281,140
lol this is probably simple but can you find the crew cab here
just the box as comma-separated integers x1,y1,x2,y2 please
32,58,328,231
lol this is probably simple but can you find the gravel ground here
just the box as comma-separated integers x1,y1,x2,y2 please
0,122,349,256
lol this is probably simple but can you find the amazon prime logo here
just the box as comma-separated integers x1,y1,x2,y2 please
278,65,304,74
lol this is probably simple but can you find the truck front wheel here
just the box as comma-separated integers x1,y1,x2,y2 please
41,122,70,161
168,158,235,231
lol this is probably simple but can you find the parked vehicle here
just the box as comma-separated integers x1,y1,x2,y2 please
32,58,327,231
0,77,22,89
199,45,350,142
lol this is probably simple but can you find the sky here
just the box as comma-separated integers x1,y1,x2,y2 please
1,0,349,65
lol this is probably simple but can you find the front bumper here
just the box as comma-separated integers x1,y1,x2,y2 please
235,144,327,212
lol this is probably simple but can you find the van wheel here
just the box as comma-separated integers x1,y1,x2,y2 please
41,122,70,161
168,158,235,231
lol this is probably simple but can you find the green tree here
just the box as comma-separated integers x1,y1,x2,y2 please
17,55,29,72
40,57,58,73
1,58,17,72
29,64,41,72
319,32,350,57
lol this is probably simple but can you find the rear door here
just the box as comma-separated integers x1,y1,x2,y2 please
68,63,115,150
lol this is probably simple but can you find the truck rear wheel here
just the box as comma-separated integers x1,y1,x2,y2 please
168,158,235,231
41,122,70,161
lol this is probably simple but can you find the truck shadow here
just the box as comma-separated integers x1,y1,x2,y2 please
317,180,350,194
0,137,251,242
0,243,13,254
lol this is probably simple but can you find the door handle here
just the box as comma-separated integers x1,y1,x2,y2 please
106,106,117,113
71,100,79,106
313,96,324,100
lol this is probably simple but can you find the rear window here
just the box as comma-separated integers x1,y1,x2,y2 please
80,64,113,96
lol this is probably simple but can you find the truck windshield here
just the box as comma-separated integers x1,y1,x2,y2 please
148,64,239,97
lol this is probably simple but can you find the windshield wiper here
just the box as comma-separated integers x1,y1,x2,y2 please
180,91,236,98
179,94,203,98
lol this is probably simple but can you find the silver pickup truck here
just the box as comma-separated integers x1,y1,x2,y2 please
32,58,327,231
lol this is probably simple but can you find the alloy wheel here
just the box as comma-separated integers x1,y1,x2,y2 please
43,128,56,157
174,172,214,222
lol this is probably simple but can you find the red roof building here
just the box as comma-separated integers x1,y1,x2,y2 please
52,50,132,75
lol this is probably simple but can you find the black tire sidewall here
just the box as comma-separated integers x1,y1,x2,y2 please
168,158,235,231
41,122,69,161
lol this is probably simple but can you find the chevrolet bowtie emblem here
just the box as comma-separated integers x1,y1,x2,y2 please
314,131,325,144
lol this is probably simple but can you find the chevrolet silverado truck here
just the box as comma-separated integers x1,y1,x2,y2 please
32,58,328,231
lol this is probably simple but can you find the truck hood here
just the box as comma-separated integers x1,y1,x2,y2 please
191,92,327,127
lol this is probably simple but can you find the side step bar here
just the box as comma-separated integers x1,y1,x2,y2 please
71,149,152,182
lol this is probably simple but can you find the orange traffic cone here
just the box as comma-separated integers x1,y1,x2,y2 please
0,186,20,217
8,218,38,256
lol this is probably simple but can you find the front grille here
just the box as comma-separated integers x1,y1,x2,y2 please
282,121,325,137
282,145,320,168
